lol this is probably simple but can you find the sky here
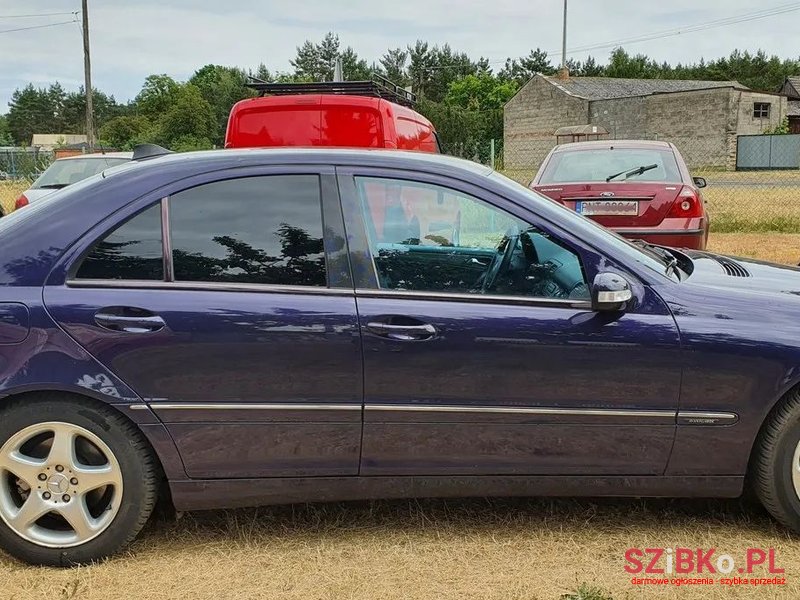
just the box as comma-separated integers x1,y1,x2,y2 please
0,0,797,112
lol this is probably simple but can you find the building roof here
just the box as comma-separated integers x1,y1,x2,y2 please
788,100,800,117
542,75,745,100
783,77,800,100
30,134,87,149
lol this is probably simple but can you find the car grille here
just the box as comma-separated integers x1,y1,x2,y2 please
717,257,751,277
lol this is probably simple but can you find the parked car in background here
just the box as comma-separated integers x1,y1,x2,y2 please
2,147,800,565
530,140,709,249
13,152,132,211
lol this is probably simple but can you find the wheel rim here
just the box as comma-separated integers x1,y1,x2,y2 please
0,421,123,548
793,441,800,503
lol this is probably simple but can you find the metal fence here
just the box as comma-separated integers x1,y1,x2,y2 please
498,135,800,233
0,148,54,216
737,134,800,170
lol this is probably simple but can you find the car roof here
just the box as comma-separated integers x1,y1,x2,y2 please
120,147,492,177
56,152,133,162
551,140,673,153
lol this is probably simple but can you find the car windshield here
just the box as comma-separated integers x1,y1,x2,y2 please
32,157,130,188
539,148,682,183
489,171,680,281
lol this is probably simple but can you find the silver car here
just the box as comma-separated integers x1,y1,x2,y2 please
15,152,132,209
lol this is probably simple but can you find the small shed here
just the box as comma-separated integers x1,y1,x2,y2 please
555,125,609,144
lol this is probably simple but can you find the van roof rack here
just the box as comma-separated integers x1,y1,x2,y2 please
245,74,417,108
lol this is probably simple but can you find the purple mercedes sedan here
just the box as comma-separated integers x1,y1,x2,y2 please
1,146,799,566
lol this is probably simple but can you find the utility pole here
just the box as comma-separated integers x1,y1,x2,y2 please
561,0,568,70
81,0,95,151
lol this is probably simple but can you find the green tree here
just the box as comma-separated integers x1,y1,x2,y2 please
134,74,181,117
7,84,55,145
189,64,253,145
0,114,13,145
604,48,661,79
445,73,518,111
379,48,410,87
62,88,123,134
290,32,369,82
98,115,151,149
499,48,556,85
157,84,215,149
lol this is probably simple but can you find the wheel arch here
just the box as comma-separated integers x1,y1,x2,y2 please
0,389,184,496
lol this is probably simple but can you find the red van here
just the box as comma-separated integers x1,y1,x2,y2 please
225,76,439,152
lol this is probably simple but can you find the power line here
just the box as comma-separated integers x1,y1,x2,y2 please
556,2,800,56
0,11,78,19
424,1,800,71
0,20,78,35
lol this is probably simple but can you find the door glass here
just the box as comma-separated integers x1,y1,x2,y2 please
355,177,588,300
169,175,327,286
74,204,164,280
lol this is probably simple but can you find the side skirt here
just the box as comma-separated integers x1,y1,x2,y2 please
169,475,745,512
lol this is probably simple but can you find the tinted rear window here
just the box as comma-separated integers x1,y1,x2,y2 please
169,175,327,286
75,204,164,280
539,148,681,183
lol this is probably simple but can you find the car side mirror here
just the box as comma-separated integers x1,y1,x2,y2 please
591,272,633,312
693,176,707,189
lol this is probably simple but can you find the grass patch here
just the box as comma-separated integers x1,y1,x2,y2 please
562,583,615,600
0,180,27,215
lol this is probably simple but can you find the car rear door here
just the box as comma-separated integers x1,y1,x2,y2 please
338,167,683,476
44,167,363,479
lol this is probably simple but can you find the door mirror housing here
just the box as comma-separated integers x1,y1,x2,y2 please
591,272,633,312
692,176,707,189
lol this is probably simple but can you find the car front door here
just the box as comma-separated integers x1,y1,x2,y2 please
44,168,363,478
338,169,682,476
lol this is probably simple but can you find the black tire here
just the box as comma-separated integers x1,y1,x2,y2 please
752,388,800,533
0,395,159,566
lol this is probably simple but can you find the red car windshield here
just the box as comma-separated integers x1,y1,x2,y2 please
539,148,682,183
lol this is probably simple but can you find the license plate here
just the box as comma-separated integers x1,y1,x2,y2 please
575,200,638,216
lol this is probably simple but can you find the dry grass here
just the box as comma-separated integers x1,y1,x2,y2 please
1,177,799,599
0,180,26,215
0,498,797,600
709,233,800,265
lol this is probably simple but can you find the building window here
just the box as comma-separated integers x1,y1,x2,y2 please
753,102,771,119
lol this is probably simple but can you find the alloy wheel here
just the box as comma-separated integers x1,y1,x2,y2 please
0,422,123,548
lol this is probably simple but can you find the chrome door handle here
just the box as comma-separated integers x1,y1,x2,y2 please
365,322,437,341
95,310,166,333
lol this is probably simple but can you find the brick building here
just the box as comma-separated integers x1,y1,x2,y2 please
504,74,788,170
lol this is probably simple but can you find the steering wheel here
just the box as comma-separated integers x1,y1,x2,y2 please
481,233,520,293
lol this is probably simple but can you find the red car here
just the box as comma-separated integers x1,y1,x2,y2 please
530,140,709,249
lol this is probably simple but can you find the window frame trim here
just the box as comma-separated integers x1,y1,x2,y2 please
336,166,597,307
64,166,345,292
753,102,771,119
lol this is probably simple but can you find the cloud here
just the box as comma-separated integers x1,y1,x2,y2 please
0,0,797,111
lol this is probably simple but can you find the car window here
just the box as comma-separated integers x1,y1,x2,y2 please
33,157,130,188
355,177,589,300
169,175,327,287
75,204,164,280
539,148,681,183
